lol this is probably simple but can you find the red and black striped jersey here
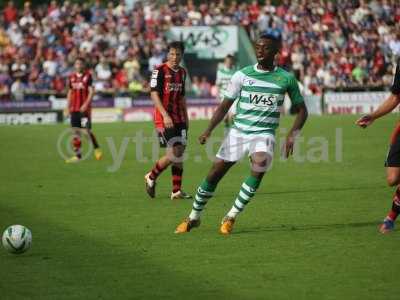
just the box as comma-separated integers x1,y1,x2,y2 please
68,72,93,113
150,63,187,129
391,58,400,95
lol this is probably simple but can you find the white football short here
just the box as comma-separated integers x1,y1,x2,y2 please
216,127,275,162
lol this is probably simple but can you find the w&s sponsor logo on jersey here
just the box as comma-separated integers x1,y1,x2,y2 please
249,93,278,107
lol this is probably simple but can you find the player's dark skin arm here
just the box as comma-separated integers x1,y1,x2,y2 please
198,99,234,144
197,99,236,185
283,102,308,158
150,91,174,128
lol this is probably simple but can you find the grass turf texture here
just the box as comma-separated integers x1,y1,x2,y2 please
0,115,399,300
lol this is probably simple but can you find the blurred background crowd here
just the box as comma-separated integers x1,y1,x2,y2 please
0,0,399,100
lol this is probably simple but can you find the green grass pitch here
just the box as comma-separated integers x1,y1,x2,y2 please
0,115,399,299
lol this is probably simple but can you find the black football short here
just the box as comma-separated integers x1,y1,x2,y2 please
157,124,187,148
70,112,92,129
385,134,400,167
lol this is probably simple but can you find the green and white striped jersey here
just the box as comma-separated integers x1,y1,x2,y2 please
216,65,236,101
224,64,304,136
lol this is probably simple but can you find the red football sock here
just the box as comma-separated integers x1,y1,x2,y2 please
149,162,167,180
171,165,183,193
386,188,400,221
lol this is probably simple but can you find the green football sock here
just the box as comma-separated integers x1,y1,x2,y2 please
189,179,217,220
227,175,262,219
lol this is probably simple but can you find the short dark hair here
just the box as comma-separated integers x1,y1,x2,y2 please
259,31,282,49
75,57,87,69
168,41,185,54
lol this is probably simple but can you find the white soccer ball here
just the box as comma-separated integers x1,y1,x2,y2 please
2,225,32,254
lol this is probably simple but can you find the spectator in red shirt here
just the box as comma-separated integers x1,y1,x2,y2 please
248,0,260,23
3,1,18,26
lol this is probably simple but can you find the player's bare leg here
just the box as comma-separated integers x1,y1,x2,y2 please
380,167,400,233
170,144,192,200
220,152,271,235
175,159,235,233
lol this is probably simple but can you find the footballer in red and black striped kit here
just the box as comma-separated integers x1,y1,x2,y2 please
144,41,192,200
65,58,102,163
151,61,187,131
356,57,400,233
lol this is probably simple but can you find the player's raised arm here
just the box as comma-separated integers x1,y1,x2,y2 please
198,71,243,144
356,59,400,128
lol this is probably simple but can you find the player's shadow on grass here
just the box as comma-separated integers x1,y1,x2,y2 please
235,221,380,235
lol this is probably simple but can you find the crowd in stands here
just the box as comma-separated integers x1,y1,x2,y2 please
0,0,399,101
